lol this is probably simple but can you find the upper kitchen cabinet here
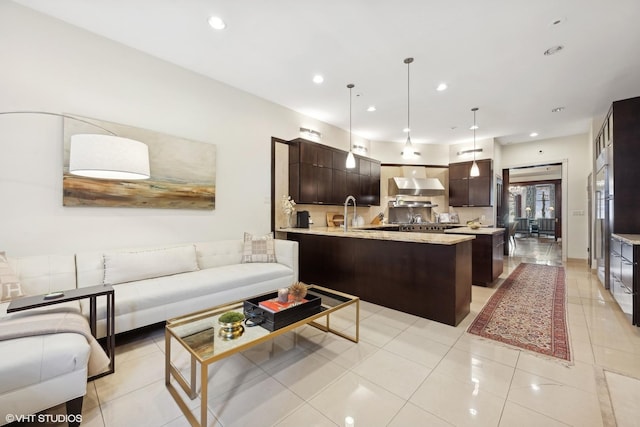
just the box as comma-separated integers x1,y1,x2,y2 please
300,141,333,167
364,160,381,206
289,138,380,206
289,139,332,204
449,159,492,207
596,96,640,234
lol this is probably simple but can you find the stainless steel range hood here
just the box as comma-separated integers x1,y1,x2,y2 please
388,177,445,196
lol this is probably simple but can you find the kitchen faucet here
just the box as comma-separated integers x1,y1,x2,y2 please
344,195,356,231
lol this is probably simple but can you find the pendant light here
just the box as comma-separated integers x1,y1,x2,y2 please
401,57,415,159
346,84,356,169
470,107,480,177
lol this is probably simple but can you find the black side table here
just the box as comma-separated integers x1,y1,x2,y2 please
7,284,115,380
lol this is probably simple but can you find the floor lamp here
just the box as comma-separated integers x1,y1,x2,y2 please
0,111,150,180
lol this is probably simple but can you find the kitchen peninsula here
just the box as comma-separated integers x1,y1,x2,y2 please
285,227,474,326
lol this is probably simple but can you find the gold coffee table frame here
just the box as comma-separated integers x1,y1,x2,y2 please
165,285,359,427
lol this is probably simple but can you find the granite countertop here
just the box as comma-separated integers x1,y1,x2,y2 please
282,227,475,245
444,226,505,235
612,234,640,245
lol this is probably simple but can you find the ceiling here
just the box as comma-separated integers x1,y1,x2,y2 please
13,0,640,147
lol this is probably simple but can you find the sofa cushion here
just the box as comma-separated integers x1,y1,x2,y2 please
241,232,276,263
0,252,24,302
0,333,90,395
100,262,292,318
103,245,199,285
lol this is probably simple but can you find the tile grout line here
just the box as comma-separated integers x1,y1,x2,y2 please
595,367,617,427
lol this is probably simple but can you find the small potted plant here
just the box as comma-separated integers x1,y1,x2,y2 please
218,311,245,340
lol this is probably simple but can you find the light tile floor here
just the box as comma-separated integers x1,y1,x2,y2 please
27,239,640,426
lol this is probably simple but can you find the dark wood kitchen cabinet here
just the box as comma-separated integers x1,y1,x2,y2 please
358,158,381,206
287,232,472,326
594,97,640,325
445,228,504,286
448,159,492,207
472,232,504,286
289,138,380,206
289,139,333,204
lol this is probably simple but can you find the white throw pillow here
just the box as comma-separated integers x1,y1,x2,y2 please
242,232,277,263
103,245,199,285
0,251,25,301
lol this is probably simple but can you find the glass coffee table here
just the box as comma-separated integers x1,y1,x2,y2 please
164,285,359,427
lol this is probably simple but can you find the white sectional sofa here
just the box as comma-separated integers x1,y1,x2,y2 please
0,255,89,427
0,236,298,424
76,238,299,337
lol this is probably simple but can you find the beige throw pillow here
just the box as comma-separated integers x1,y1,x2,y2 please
242,232,277,263
0,251,25,302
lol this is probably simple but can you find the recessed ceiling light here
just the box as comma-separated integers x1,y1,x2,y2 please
367,106,376,112
436,83,448,91
207,16,226,30
312,75,324,84
544,45,564,56
530,132,539,137
551,106,565,112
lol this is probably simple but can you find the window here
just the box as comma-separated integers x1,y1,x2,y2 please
535,185,554,218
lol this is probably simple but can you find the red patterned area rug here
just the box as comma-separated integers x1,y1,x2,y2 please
467,262,571,361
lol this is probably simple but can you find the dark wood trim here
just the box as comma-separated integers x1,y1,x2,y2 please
508,178,561,187
382,163,449,168
271,137,289,233
502,168,510,255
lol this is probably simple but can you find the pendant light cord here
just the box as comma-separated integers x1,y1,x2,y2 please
347,83,355,152
401,58,414,159
473,109,476,162
472,107,478,162
405,58,413,141
350,85,352,148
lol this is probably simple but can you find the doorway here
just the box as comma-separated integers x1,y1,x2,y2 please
503,163,564,265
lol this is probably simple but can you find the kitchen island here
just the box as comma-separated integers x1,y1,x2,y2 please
284,227,474,326
445,226,505,286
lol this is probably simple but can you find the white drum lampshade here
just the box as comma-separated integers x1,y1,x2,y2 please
69,134,150,180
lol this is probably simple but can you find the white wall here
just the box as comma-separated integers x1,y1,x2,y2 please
501,133,592,260
0,3,357,255
370,140,449,166
448,138,494,164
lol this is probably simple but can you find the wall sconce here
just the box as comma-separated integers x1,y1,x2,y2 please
352,144,368,154
299,127,321,140
401,149,421,158
457,148,483,156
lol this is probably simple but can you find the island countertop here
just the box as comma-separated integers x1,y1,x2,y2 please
612,234,640,245
444,226,505,235
282,226,475,245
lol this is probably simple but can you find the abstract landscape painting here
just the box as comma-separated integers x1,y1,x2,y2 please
62,115,216,209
